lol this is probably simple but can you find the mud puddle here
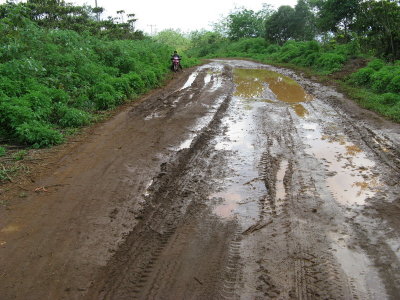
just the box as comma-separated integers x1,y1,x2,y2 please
210,68,315,225
301,121,380,206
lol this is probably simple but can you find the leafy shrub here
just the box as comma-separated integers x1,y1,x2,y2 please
54,104,91,127
0,146,6,156
0,97,35,129
15,121,63,148
265,44,280,54
371,66,398,93
315,53,346,74
387,75,400,93
367,59,385,71
349,67,375,86
123,72,145,94
380,93,400,106
276,41,305,63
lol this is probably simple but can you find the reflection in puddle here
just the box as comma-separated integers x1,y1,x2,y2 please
212,100,265,223
302,122,380,205
233,68,313,118
292,103,309,117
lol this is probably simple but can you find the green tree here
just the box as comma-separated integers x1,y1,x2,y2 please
355,0,400,60
265,6,296,45
293,0,317,41
153,29,191,52
223,7,270,40
188,30,226,57
312,0,360,42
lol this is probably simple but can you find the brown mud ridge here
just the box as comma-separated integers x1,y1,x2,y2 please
1,60,400,300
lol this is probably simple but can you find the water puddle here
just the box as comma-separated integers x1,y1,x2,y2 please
301,122,380,205
211,191,242,218
204,73,212,85
143,179,154,197
180,72,198,90
211,68,315,222
276,160,288,201
144,112,161,120
233,68,313,117
330,232,388,299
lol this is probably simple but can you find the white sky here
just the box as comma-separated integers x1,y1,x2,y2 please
1,0,297,34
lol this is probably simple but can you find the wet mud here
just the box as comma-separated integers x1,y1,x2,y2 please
1,60,400,299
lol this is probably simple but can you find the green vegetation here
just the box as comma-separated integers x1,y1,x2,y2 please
347,59,400,121
1,0,399,157
0,146,6,156
185,0,400,122
0,1,198,149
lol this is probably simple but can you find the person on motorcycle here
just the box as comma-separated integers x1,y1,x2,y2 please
171,51,182,71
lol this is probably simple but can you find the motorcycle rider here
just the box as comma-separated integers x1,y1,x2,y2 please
171,50,182,71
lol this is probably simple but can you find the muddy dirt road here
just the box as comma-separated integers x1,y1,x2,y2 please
1,60,400,299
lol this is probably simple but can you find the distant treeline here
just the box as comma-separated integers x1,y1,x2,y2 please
191,0,399,61
178,0,399,121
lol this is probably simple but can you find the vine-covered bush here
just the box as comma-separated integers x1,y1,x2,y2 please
0,8,181,148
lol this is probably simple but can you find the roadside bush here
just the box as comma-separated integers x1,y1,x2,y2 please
0,10,197,147
368,59,385,71
15,121,63,148
371,66,400,93
54,104,91,127
123,72,145,94
380,93,400,106
265,44,280,54
388,75,400,93
0,97,35,130
315,53,346,74
349,67,375,86
275,41,305,63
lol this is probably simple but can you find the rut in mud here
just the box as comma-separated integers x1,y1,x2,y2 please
1,60,400,300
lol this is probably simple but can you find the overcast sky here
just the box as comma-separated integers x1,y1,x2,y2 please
2,0,297,34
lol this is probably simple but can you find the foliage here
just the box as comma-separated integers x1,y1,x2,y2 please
213,5,272,40
0,146,5,156
225,8,268,40
349,59,400,93
265,1,316,45
153,29,191,52
0,3,198,148
312,0,360,41
0,0,145,40
355,0,400,61
265,6,296,45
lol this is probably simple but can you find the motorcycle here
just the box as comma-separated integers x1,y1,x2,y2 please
172,57,181,72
